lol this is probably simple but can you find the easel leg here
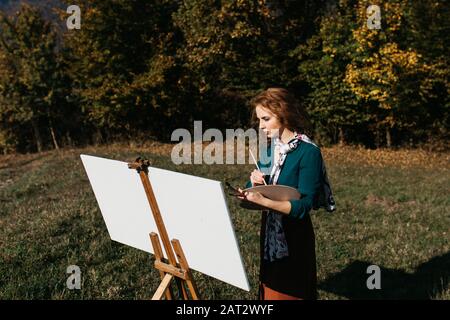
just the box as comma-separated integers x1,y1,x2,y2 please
150,233,173,300
152,273,173,300
150,232,188,300
172,239,200,300
176,276,189,300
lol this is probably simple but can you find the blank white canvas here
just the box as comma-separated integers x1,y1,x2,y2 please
80,154,250,292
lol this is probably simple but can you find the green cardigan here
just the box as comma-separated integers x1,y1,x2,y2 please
244,139,322,298
245,140,323,219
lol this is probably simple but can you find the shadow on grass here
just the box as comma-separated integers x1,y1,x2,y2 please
318,252,449,299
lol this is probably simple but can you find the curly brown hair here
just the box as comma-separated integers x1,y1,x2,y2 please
249,88,313,137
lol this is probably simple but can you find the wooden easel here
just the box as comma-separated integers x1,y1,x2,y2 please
128,157,200,300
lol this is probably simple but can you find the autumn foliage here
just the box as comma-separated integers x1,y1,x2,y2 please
0,0,448,153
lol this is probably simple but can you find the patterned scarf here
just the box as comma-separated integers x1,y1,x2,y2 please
263,132,302,262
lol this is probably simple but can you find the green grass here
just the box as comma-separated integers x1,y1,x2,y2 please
0,145,448,299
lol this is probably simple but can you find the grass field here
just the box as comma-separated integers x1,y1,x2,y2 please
0,142,449,299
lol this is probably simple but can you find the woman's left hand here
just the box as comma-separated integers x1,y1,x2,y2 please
237,188,267,206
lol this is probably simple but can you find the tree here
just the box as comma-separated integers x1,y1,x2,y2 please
292,0,449,147
62,0,187,142
0,4,69,152
405,0,449,147
293,1,370,145
344,0,430,147
172,0,326,130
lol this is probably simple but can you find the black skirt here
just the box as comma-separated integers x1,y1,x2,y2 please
259,211,317,299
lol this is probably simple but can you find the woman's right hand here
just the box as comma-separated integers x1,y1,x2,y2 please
250,169,266,186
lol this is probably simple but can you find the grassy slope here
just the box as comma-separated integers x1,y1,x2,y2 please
0,143,449,299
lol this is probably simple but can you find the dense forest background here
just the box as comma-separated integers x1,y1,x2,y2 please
0,0,448,153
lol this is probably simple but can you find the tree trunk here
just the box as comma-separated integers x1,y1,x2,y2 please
385,126,392,148
338,127,345,146
93,128,103,145
31,119,43,153
375,129,381,148
65,131,73,147
49,118,59,150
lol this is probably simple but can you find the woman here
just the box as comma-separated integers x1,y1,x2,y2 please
238,88,324,300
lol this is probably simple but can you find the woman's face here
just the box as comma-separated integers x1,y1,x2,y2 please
255,105,283,138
